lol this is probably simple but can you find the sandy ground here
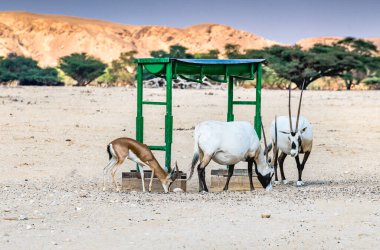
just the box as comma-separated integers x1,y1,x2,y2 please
1,86,379,249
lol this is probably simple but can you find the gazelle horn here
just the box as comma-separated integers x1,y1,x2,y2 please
296,79,306,131
261,120,269,162
288,82,293,133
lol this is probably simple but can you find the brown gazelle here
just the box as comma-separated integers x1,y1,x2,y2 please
103,137,180,192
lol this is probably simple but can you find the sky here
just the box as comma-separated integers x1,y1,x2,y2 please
0,0,379,44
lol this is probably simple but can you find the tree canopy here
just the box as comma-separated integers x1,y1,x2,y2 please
0,54,60,85
150,44,194,58
58,53,106,86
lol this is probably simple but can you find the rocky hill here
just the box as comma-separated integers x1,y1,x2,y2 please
0,12,279,66
0,12,378,66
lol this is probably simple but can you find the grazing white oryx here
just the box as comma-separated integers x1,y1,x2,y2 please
188,121,274,192
103,137,180,193
270,83,313,186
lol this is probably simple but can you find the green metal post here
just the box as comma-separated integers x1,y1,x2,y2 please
255,63,262,139
165,62,173,172
136,63,144,143
227,76,234,122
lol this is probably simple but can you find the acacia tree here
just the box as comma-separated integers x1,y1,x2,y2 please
105,51,138,86
335,38,379,90
151,45,194,58
59,53,106,86
261,44,362,89
194,49,220,59
225,43,244,59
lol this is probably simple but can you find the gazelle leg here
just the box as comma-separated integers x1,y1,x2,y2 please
138,165,146,192
111,163,121,192
247,160,254,191
103,158,117,191
223,165,235,191
149,169,155,192
278,152,287,184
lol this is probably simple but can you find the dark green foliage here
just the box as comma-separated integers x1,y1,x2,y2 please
225,44,244,59
150,50,168,58
261,44,365,89
363,77,380,84
102,51,138,86
59,53,106,86
0,54,60,85
150,44,194,59
334,38,379,89
194,49,220,59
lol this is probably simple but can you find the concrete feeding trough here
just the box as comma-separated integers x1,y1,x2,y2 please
122,170,187,192
210,169,263,192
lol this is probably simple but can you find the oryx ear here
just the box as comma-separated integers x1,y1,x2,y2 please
268,156,272,164
170,161,180,181
264,143,273,155
280,131,290,134
299,127,307,133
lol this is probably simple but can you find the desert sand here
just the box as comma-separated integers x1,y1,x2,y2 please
1,86,379,249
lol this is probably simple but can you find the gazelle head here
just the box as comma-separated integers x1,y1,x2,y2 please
162,162,180,193
280,81,307,157
258,121,274,191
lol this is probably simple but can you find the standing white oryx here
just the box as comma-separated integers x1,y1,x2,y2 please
103,137,180,193
270,83,313,186
187,121,274,192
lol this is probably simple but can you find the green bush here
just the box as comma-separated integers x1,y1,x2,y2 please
363,77,380,84
0,54,61,85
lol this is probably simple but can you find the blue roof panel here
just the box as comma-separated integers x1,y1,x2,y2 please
175,59,265,64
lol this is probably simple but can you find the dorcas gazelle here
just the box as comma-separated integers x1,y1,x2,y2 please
103,137,180,192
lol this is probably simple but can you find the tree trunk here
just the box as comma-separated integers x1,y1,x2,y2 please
345,79,353,90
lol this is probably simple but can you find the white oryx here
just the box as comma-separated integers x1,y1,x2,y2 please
270,83,313,186
188,121,274,192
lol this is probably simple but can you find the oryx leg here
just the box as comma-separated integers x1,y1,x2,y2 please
103,158,117,191
296,151,310,186
278,152,288,184
197,154,212,192
247,160,254,191
223,165,235,191
149,169,155,192
273,147,280,184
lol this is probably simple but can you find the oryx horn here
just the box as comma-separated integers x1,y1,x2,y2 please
261,120,269,162
295,79,306,131
288,82,293,133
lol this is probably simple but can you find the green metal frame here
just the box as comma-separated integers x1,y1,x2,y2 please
134,58,264,172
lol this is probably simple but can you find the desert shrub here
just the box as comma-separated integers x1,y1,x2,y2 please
58,53,106,86
0,54,61,86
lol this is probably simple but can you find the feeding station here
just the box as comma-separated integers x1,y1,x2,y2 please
122,58,265,192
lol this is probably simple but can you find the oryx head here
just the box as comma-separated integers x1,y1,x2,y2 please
257,121,274,191
280,81,307,157
162,162,180,192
